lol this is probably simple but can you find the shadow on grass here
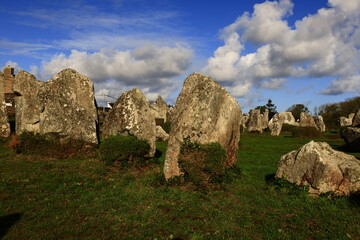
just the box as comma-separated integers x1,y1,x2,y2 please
0,213,22,239
154,149,163,159
348,194,360,208
265,174,276,185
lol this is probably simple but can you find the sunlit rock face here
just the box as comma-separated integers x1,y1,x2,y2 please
246,109,268,133
339,113,355,126
268,112,298,136
102,88,156,157
299,112,318,128
150,96,169,123
276,141,360,196
314,116,326,132
14,69,98,144
164,73,242,179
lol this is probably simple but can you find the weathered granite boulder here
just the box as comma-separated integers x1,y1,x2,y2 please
341,127,360,150
14,69,98,144
314,115,326,132
156,125,169,141
299,112,318,128
340,113,355,126
268,114,282,136
150,96,169,124
0,72,10,137
276,141,360,195
102,88,156,157
38,69,98,144
13,70,45,134
353,109,360,127
277,112,298,126
240,115,249,132
246,109,268,133
164,73,242,179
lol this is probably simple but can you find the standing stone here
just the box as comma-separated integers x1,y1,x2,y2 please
37,69,98,144
352,109,360,127
276,141,360,195
314,115,326,132
240,115,249,132
102,88,156,157
164,73,242,179
13,70,45,134
341,127,360,150
268,113,282,136
340,113,355,126
0,72,10,137
150,96,169,124
247,109,267,133
278,112,298,126
299,112,318,128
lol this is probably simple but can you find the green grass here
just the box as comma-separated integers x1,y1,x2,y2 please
0,133,359,239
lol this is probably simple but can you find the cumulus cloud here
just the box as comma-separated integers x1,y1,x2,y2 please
40,44,192,104
203,0,360,97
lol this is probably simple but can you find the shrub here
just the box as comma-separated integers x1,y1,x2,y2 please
9,131,96,158
99,135,150,166
281,124,298,133
291,126,322,138
178,138,228,188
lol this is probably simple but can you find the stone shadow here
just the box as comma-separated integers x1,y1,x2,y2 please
0,213,22,239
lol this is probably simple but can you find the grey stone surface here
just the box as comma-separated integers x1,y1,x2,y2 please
276,141,360,195
268,113,282,136
164,73,242,179
13,70,44,134
14,69,98,144
341,127,360,149
156,125,169,141
246,109,268,133
102,88,156,157
0,72,10,137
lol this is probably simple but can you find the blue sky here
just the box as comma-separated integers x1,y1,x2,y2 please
1,0,359,113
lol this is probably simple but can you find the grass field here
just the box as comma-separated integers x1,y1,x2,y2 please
0,132,359,239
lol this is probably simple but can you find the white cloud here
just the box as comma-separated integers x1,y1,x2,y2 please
40,45,192,105
203,0,360,97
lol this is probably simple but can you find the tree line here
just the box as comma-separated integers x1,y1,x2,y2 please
254,96,360,130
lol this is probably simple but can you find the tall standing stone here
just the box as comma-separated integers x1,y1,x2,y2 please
164,73,242,179
13,70,45,134
0,72,10,137
14,69,98,144
247,109,268,133
102,88,156,157
38,69,98,144
268,113,282,136
314,115,326,132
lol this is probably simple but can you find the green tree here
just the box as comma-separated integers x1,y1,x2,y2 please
255,99,278,120
286,104,309,120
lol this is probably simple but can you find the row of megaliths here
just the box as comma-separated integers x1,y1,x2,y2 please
0,66,15,137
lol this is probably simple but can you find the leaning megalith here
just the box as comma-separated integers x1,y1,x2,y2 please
102,88,156,157
14,69,98,144
299,112,318,128
13,71,45,134
164,73,242,179
276,141,360,195
0,72,10,137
